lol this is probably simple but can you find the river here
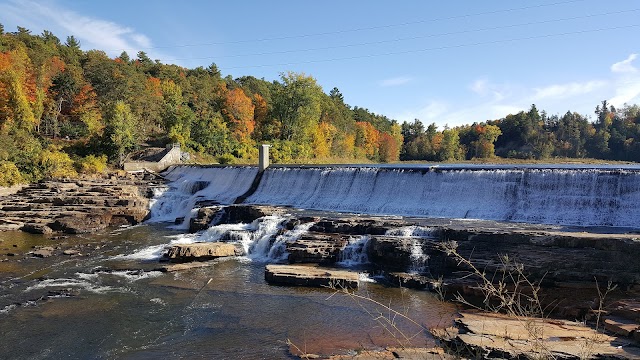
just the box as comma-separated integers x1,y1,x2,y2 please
0,223,455,359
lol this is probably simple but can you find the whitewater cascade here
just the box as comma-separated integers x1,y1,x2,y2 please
245,166,640,228
196,217,317,261
125,215,318,263
147,166,258,226
336,235,371,266
386,226,436,274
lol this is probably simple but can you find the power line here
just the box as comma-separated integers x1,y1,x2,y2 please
110,0,588,52
217,23,640,70
165,8,640,62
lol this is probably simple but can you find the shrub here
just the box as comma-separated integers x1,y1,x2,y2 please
217,154,236,164
39,146,77,178
75,155,108,175
0,161,23,186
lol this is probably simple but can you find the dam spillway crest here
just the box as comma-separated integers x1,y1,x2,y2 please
156,164,640,228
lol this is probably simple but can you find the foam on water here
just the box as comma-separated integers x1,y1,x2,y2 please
113,244,168,261
358,273,377,283
0,304,17,315
25,278,116,294
77,270,163,282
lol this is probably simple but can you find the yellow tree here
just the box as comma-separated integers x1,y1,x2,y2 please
312,121,337,159
333,133,356,159
355,121,380,160
0,47,37,131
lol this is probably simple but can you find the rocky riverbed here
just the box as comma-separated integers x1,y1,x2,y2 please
168,203,640,358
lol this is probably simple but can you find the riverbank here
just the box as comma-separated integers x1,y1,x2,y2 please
0,172,159,234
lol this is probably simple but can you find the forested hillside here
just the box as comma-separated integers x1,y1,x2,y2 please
402,101,640,162
1,25,639,186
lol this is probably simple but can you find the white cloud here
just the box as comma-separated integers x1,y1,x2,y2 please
468,77,507,101
380,76,413,87
440,104,526,127
0,0,169,61
608,54,640,106
609,79,640,107
531,80,607,101
393,100,448,123
130,34,152,48
469,78,488,95
611,54,638,73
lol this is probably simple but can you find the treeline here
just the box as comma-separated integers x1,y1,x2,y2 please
2,25,640,186
0,25,403,186
401,101,640,162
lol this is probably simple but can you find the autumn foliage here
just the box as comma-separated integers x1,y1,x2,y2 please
3,25,639,184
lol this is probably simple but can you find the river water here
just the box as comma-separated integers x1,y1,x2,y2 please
0,223,455,359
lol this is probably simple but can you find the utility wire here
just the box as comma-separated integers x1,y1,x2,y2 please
216,23,640,70
166,8,640,62
110,0,588,52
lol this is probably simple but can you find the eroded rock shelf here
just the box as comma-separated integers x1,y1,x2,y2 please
0,177,153,234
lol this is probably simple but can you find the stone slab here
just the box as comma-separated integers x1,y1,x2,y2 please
265,264,359,289
165,242,240,262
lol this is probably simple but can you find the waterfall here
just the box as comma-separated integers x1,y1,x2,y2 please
241,216,287,261
192,215,287,259
408,240,429,274
336,235,371,267
385,226,437,238
245,166,640,228
386,226,435,274
194,216,316,262
146,166,258,226
266,222,316,262
150,165,640,228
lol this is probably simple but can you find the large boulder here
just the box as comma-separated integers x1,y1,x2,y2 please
434,311,640,359
189,206,222,233
31,246,54,258
21,223,53,235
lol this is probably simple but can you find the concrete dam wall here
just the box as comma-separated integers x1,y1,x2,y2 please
155,165,640,228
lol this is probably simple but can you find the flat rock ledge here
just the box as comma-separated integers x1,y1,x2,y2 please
294,347,451,359
434,311,640,359
157,261,218,272
165,242,241,262
265,264,359,289
0,177,153,234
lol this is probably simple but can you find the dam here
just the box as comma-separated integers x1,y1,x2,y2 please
156,164,640,229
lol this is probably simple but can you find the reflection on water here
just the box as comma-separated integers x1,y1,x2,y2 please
0,225,456,359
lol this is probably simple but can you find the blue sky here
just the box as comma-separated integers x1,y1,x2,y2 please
1,0,639,128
